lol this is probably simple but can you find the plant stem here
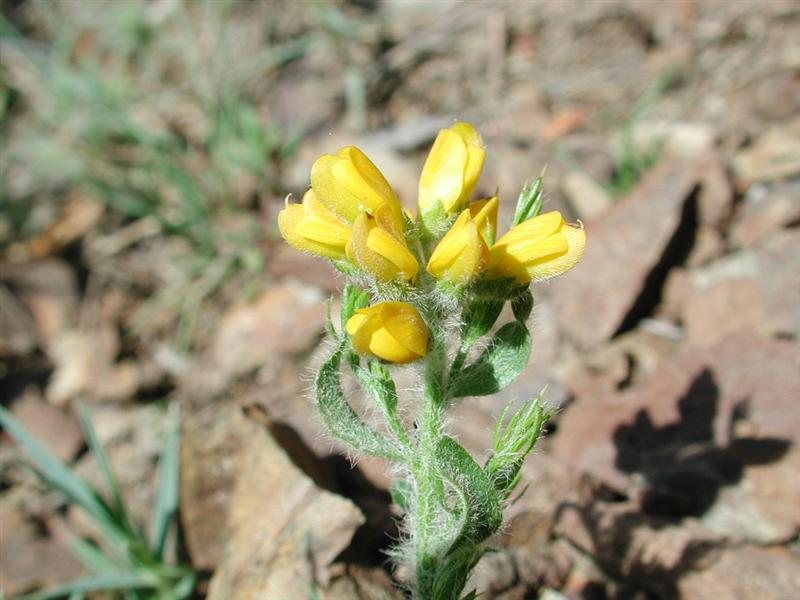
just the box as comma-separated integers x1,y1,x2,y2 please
413,338,446,598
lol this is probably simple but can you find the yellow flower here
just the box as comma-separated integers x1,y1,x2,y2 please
347,204,420,283
427,196,499,284
311,146,404,226
487,211,586,284
278,189,352,260
346,302,429,363
418,122,486,216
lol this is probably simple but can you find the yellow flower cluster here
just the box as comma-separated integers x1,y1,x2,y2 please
278,122,585,363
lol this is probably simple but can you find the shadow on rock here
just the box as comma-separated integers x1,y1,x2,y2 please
613,368,791,517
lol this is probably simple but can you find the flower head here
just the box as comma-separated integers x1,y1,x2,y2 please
346,302,429,363
278,189,352,260
347,204,419,283
311,146,403,225
427,196,498,284
418,122,486,217
487,211,585,284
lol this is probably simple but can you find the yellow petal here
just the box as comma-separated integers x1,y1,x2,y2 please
418,129,468,214
469,196,498,245
427,210,487,283
349,211,419,283
311,146,401,223
526,222,586,281
380,302,429,358
494,211,564,246
278,201,349,260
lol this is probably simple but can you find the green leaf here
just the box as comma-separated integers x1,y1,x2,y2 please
150,405,181,559
340,283,369,333
431,437,503,600
434,437,502,547
68,536,127,575
461,298,503,345
315,344,403,460
511,289,533,322
449,321,531,398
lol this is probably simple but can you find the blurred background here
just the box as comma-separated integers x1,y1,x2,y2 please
1,1,799,598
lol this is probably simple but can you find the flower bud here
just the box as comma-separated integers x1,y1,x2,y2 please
487,211,585,284
311,146,403,225
346,302,429,363
347,204,419,283
427,196,499,284
418,122,486,216
278,189,352,260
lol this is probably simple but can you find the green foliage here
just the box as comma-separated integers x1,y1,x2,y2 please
511,170,545,226
0,402,195,600
0,3,306,349
486,394,554,500
315,343,404,460
449,321,532,398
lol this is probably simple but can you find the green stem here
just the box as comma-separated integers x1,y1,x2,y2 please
414,339,446,597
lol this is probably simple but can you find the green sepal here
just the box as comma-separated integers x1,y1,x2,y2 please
315,344,402,461
512,170,545,226
470,278,529,303
461,298,504,345
331,259,359,277
511,289,533,322
486,394,554,500
449,321,531,398
339,284,370,334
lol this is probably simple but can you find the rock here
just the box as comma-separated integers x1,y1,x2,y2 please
207,282,326,385
732,123,800,183
267,243,343,292
682,279,767,347
550,158,703,348
551,332,800,515
206,408,365,599
0,536,82,596
561,170,612,220
632,120,715,160
10,389,83,463
678,545,800,600
319,565,403,599
0,259,79,342
730,180,800,249
689,230,800,339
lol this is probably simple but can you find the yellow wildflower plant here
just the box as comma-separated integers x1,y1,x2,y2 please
346,301,429,364
279,121,585,600
277,189,352,260
488,210,586,284
311,145,404,226
427,196,499,284
418,122,486,217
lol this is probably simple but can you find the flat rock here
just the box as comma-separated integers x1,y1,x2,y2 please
550,158,702,348
678,545,800,600
730,180,800,249
206,408,365,599
551,332,800,537
732,123,800,184
10,389,83,463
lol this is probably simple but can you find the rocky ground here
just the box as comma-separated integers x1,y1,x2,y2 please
1,1,799,598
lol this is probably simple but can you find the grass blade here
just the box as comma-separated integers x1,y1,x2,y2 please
150,405,181,559
78,402,134,535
